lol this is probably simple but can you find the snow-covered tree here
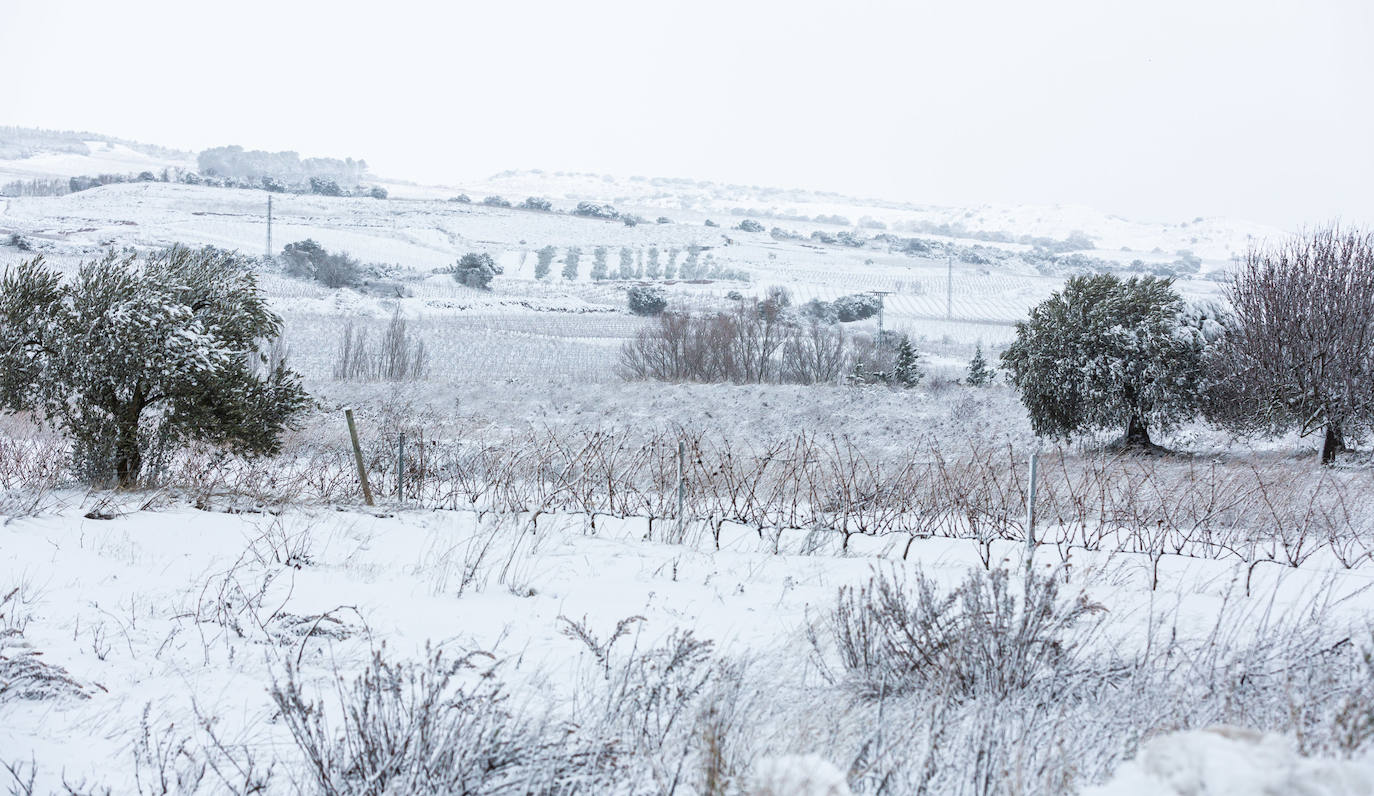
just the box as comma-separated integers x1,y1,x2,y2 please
534,246,557,280
0,247,310,487
618,248,635,280
452,252,502,290
1001,274,1203,448
1208,227,1374,464
590,247,609,281
562,247,581,281
966,343,995,386
890,336,923,388
645,247,662,280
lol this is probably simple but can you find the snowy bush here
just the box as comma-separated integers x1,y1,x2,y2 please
308,176,343,197
831,293,881,322
572,201,619,220
627,285,668,316
451,252,503,290
448,194,471,203
271,646,611,794
367,185,388,199
280,239,362,289
482,195,512,208
519,196,552,211
736,219,765,233
0,247,309,487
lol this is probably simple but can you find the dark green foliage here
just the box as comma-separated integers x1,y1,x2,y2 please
0,247,310,487
890,336,923,388
280,239,362,289
452,252,503,290
1000,274,1203,446
966,344,995,386
627,285,668,316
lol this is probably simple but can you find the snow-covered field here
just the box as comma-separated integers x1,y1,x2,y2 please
3,136,1370,794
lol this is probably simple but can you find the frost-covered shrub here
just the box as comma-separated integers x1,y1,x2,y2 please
656,216,672,224
519,196,552,211
449,194,471,203
8,233,31,252
280,239,363,289
704,219,718,228
627,285,668,316
271,646,608,795
261,175,285,192
0,247,309,487
452,252,503,290
736,219,765,233
823,567,1103,700
573,201,620,220
367,186,388,199
482,195,512,208
308,177,342,196
831,293,881,322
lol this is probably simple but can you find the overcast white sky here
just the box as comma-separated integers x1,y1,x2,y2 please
5,0,1372,228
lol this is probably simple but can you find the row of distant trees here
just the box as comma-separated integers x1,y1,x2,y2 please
620,289,925,388
1002,226,1374,464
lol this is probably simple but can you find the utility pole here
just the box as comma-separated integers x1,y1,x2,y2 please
266,195,273,259
946,254,953,320
870,290,893,340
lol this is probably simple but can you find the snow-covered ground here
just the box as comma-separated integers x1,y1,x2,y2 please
1,132,1366,794
4,491,1374,793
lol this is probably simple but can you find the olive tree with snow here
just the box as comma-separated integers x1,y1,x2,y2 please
1000,274,1206,449
0,246,311,487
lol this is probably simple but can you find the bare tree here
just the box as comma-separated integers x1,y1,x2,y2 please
1212,226,1374,464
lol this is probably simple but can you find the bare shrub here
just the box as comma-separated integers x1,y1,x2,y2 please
820,566,1104,699
270,645,610,794
332,308,427,382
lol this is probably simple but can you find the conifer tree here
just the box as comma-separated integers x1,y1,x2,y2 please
562,247,581,281
966,343,995,386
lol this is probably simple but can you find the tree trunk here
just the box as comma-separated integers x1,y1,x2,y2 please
1321,424,1345,466
114,440,141,489
1123,415,1152,449
113,408,143,489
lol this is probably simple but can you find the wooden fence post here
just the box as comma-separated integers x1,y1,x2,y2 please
345,408,374,507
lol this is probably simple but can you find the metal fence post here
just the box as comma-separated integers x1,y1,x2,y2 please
397,432,405,504
1025,450,1039,567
